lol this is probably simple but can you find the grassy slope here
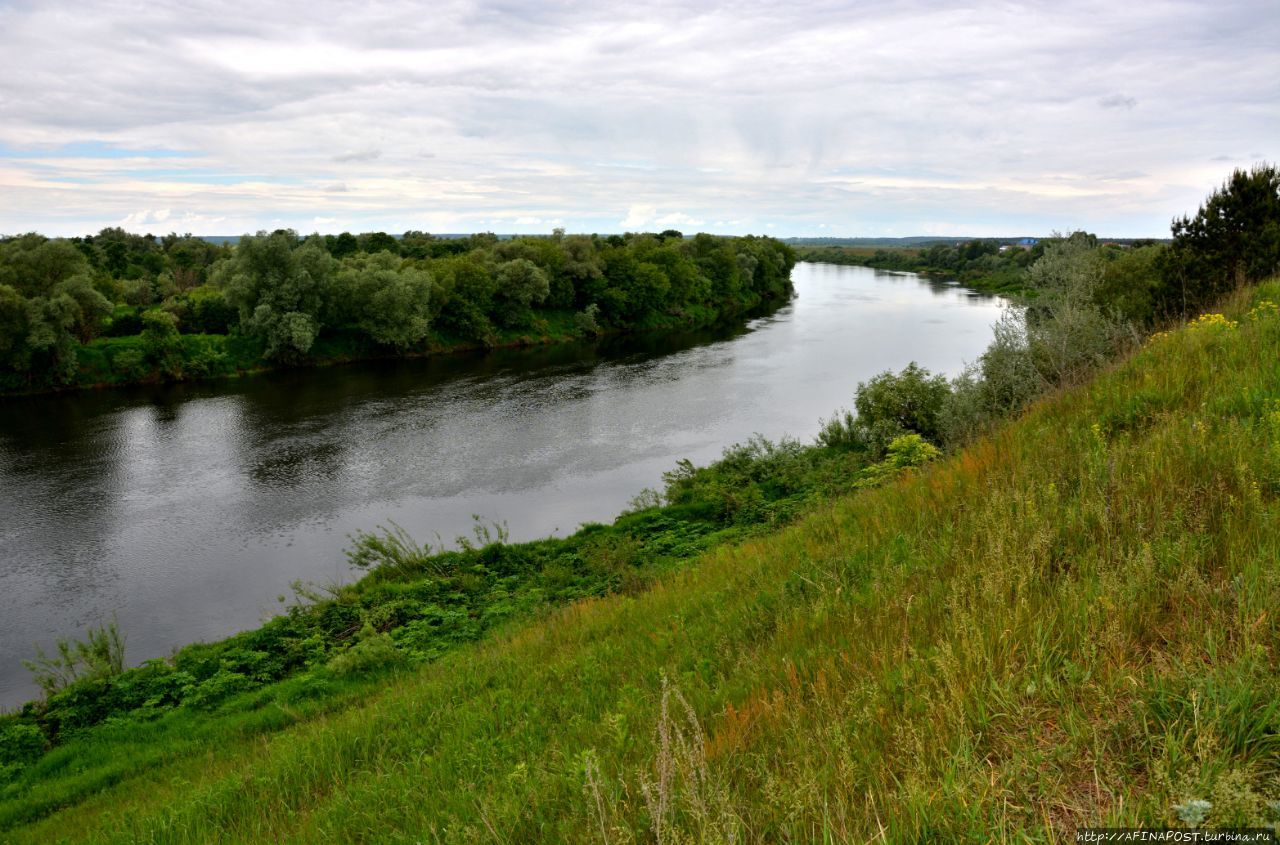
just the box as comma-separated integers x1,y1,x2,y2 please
10,283,1280,843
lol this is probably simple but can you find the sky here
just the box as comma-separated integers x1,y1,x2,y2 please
0,0,1276,239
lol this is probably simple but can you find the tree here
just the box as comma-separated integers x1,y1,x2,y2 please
24,292,83,381
1163,164,1280,317
326,232,360,259
140,308,182,375
334,252,433,348
221,231,335,362
163,235,221,290
0,284,30,371
852,362,951,452
493,258,549,328
400,231,436,260
0,236,109,379
0,235,91,298
432,254,498,341
358,231,399,255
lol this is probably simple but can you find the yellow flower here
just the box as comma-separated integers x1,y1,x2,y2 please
1248,300,1278,321
1190,312,1238,330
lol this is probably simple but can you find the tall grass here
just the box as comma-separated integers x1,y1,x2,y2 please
5,282,1280,843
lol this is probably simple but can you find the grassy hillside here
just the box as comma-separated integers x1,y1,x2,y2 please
6,281,1280,843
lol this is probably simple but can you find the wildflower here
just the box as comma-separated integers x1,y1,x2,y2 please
1190,312,1238,330
1248,300,1279,321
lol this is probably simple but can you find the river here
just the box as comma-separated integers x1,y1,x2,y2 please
0,262,1006,708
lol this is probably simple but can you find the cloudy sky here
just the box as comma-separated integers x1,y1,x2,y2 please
0,0,1275,238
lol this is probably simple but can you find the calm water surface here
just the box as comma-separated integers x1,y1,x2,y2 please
0,263,1005,707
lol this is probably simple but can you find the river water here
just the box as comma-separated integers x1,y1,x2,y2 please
0,263,1006,708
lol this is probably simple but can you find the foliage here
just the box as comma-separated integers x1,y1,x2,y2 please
139,309,182,376
852,432,940,488
21,619,125,698
220,232,335,362
1,230,796,394
1024,234,1138,386
492,257,550,328
574,302,602,336
1162,163,1280,318
183,285,237,334
324,625,406,677
0,235,111,382
332,251,432,348
853,362,950,454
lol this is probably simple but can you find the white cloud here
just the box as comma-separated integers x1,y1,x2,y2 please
619,204,656,229
654,212,704,229
119,208,172,228
0,0,1276,237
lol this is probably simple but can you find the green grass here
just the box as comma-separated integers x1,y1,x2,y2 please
6,284,1280,843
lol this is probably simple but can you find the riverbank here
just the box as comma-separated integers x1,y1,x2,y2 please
793,244,1032,295
0,297,773,399
3,277,1278,839
1,231,798,399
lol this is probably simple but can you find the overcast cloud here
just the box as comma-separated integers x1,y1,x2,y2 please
0,0,1275,237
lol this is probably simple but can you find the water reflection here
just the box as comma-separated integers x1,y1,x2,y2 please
0,263,1004,708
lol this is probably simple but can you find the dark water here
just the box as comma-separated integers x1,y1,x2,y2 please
0,263,1005,708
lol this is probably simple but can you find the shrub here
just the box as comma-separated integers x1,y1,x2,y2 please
574,303,602,336
102,306,143,337
326,624,406,676
1025,236,1137,386
347,522,441,574
975,307,1045,417
140,308,182,376
816,408,861,450
832,362,951,456
183,668,252,710
0,722,45,769
937,366,989,449
23,618,125,698
186,285,238,334
854,433,941,488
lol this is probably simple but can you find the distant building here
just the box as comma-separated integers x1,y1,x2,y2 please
999,237,1038,253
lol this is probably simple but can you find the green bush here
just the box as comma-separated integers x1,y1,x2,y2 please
822,362,951,456
326,624,407,676
183,669,252,711
140,309,182,376
0,723,45,769
185,285,237,334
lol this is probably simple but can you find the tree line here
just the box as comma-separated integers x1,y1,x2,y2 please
0,229,797,392
795,165,1279,313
